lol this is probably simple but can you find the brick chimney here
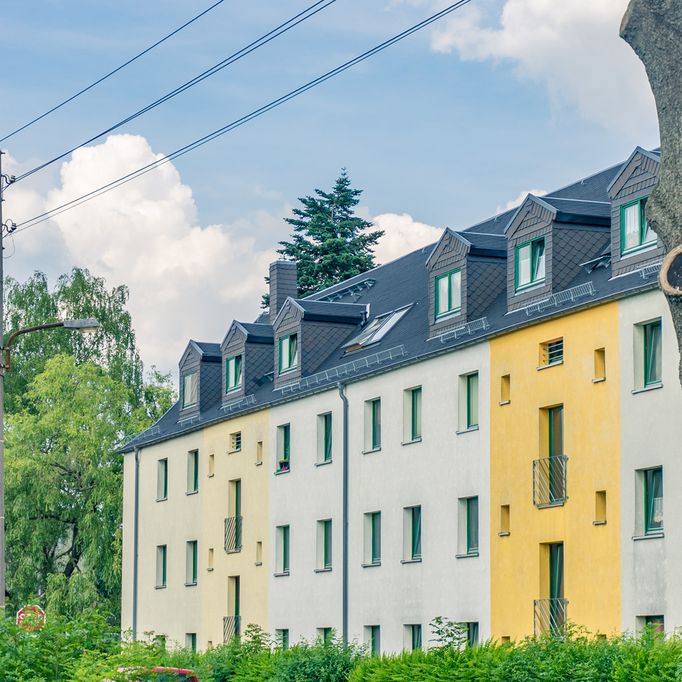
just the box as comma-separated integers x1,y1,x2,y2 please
269,260,298,323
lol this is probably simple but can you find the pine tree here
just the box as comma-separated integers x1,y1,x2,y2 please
266,170,384,302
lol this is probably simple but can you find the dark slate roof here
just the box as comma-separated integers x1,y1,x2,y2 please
296,299,367,322
239,323,274,343
193,341,221,357
463,232,507,257
542,197,612,221
122,151,661,453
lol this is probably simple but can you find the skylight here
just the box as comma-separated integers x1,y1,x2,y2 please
344,306,410,352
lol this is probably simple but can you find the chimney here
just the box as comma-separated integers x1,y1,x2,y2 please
269,260,298,323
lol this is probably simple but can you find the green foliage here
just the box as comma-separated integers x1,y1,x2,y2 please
265,169,384,303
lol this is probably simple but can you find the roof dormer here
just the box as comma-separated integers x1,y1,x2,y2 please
178,340,222,420
272,297,366,389
426,228,506,336
607,147,663,277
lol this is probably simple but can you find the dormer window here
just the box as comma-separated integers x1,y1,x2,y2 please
515,238,545,291
279,333,299,373
225,354,243,392
181,371,198,408
435,270,462,319
345,307,410,352
621,198,656,255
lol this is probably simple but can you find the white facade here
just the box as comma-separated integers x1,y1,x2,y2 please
268,342,491,653
619,289,682,633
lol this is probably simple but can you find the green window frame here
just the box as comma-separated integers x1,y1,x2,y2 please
278,629,290,649
279,333,299,373
515,237,546,291
466,496,479,554
411,506,422,560
370,512,381,564
320,627,333,645
187,450,199,494
181,371,198,408
186,540,198,585
435,269,462,319
371,399,381,449
156,545,167,587
157,458,168,501
643,320,662,386
278,424,291,472
644,467,663,534
226,354,243,392
186,633,197,651
467,622,479,647
410,624,422,650
323,519,332,569
323,413,332,462
282,525,290,573
466,373,479,429
369,625,380,656
621,198,656,255
410,387,422,440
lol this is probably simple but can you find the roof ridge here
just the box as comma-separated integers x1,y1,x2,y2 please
543,197,611,204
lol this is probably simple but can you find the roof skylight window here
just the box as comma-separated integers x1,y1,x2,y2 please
344,307,410,352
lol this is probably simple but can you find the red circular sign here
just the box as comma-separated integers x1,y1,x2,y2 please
16,605,46,631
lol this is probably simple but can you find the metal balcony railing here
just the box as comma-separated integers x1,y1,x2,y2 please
533,455,568,507
223,615,241,642
534,598,568,635
224,516,243,553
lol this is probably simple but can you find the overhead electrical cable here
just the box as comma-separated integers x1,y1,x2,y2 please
14,0,336,182
0,0,227,143
12,0,473,234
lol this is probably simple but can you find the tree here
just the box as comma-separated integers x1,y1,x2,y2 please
620,1,682,385
268,170,384,300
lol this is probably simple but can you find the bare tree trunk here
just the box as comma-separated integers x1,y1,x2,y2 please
621,1,682,385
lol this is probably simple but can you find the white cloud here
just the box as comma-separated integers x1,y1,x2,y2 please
496,187,547,214
372,212,442,264
424,0,657,136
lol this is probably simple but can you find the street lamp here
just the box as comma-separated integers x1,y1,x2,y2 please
0,317,100,610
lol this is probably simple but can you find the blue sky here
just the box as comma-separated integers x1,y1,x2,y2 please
0,0,660,372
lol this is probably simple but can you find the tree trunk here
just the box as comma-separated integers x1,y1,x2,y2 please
621,1,682,385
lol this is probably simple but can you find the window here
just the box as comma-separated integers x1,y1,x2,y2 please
318,627,333,644
208,547,214,571
405,624,422,651
458,497,479,556
317,519,332,570
499,504,510,536
459,372,479,431
226,354,243,392
621,198,656,255
276,629,290,649
534,406,566,507
644,467,663,534
435,269,462,319
208,453,215,477
344,307,410,351
595,491,607,525
256,440,263,466
594,348,606,382
227,479,242,553
500,374,511,404
181,371,198,408
642,615,665,635
364,398,381,451
157,458,168,501
185,633,197,651
277,424,291,472
276,525,290,575
317,412,333,463
279,333,299,373
255,541,263,566
643,320,662,386
366,625,380,656
465,622,479,647
229,431,242,452
515,237,546,290
186,540,198,585
187,450,199,494
404,505,422,561
403,386,422,442
156,545,167,588
540,338,564,367
364,512,381,566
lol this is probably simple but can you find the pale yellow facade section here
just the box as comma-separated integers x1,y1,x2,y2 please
490,302,621,640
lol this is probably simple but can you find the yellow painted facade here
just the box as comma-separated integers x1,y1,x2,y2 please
490,302,621,639
200,408,270,648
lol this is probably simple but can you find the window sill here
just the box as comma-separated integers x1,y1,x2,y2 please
455,551,479,559
185,582,197,587
401,437,422,446
255,461,263,467
362,561,381,568
227,448,242,455
514,280,546,295
535,501,566,509
362,447,382,455
633,532,664,541
186,490,198,496
155,585,167,590
401,558,422,564
435,309,462,323
621,243,658,259
498,400,511,407
208,473,215,479
156,497,168,503
593,520,607,526
456,425,479,435
207,567,214,572
274,571,290,577
314,567,332,573
632,383,663,395
274,468,291,476
255,561,263,567
278,367,298,376
226,548,242,555
497,531,510,537
315,459,333,467
537,361,563,371
592,377,606,384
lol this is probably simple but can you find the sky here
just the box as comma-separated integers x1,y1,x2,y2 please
0,0,659,376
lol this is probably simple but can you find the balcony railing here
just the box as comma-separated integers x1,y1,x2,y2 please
534,598,568,635
533,455,568,507
223,615,241,642
224,516,243,553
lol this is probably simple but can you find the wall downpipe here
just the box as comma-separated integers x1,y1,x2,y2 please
338,383,349,645
132,447,141,640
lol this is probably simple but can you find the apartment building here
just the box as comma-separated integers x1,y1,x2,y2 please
121,145,682,651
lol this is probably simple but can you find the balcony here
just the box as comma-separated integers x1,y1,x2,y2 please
223,615,241,642
224,516,243,553
533,455,568,507
534,598,568,635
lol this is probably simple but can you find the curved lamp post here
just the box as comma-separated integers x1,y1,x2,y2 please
0,317,100,610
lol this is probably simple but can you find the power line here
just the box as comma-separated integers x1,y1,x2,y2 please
12,0,473,235
0,0,226,143
14,0,336,183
